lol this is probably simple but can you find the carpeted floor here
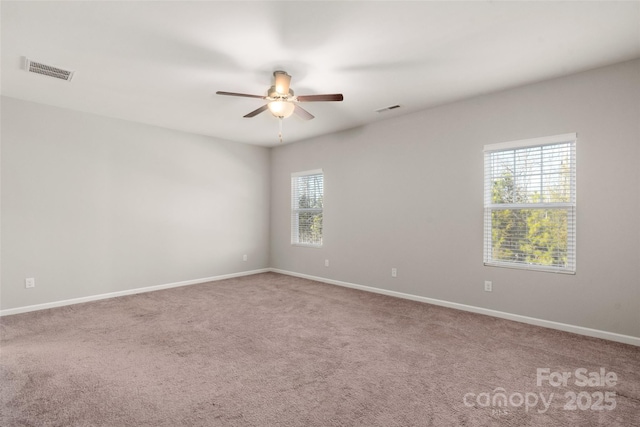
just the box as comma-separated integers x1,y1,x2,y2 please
1,272,638,426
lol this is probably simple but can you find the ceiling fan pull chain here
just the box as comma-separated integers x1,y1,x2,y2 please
278,118,284,143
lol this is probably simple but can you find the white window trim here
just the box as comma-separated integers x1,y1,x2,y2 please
484,133,577,153
291,169,323,248
483,133,577,274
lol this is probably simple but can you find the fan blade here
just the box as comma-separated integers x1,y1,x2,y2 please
243,104,269,118
216,91,267,99
296,94,344,102
293,105,315,120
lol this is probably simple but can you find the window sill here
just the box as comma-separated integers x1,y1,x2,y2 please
484,262,575,275
291,243,323,249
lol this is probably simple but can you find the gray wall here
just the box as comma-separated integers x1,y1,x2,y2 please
270,59,640,338
2,60,639,338
1,97,270,310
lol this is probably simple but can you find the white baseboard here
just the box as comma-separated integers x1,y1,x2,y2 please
4,267,638,347
270,268,640,347
0,269,270,317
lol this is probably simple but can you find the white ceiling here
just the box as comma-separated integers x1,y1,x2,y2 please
2,1,639,147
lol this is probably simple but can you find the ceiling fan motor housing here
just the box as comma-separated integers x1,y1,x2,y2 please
268,86,294,100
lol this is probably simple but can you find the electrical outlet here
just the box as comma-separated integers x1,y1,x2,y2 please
325,259,329,267
391,268,397,278
243,254,248,262
484,280,492,292
25,278,35,289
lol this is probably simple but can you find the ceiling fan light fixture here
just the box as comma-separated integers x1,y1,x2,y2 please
217,70,342,122
268,100,295,118
273,71,291,95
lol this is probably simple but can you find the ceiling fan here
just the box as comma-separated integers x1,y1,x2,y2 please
216,71,343,121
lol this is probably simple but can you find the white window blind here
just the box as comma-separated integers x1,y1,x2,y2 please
484,133,576,273
291,169,323,247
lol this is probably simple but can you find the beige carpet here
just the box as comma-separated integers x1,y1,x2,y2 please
1,272,638,426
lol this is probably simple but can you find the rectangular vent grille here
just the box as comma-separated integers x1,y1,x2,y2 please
375,104,401,113
24,58,74,81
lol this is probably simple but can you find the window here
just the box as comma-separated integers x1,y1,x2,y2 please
484,133,576,273
291,169,323,247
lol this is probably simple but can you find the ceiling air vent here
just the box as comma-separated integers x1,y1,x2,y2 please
375,104,401,113
24,58,74,81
